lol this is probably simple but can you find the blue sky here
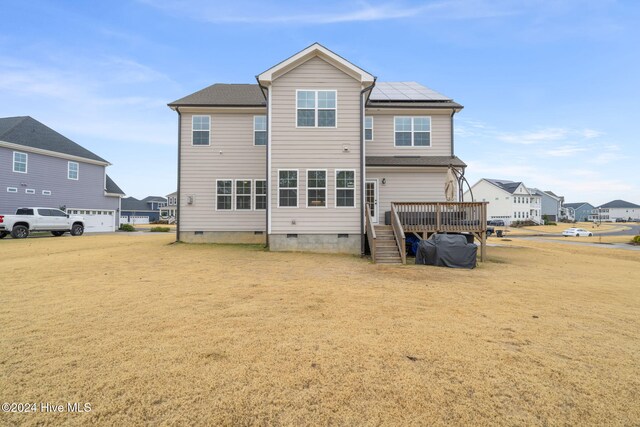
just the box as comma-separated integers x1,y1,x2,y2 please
1,0,638,205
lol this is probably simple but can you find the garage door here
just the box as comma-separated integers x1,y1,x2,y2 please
68,210,116,232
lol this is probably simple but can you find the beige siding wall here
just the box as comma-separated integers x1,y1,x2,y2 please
180,110,267,232
270,56,362,234
364,109,452,156
366,168,448,220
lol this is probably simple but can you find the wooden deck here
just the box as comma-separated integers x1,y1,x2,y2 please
366,202,488,264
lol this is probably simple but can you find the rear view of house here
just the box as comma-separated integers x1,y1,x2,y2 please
0,116,124,232
169,43,483,260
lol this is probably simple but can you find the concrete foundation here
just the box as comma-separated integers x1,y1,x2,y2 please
269,233,361,254
180,231,266,244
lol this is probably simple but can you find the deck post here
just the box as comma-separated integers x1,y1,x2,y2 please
480,231,486,262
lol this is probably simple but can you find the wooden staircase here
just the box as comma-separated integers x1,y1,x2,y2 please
372,225,402,264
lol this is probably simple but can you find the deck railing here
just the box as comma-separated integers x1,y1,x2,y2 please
390,202,488,233
390,203,406,264
365,204,376,261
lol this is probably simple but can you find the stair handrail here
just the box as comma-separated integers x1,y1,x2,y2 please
365,204,376,261
390,203,406,264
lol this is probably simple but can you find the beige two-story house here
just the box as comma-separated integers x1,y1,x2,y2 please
168,43,467,257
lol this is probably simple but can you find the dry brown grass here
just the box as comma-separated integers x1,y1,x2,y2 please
504,221,629,236
1,234,639,426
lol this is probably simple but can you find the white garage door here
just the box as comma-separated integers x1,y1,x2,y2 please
68,209,116,232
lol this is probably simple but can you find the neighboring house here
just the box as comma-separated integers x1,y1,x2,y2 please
589,200,640,222
530,188,563,222
0,116,124,232
168,43,468,254
464,179,542,225
160,191,177,221
563,202,594,222
120,196,167,223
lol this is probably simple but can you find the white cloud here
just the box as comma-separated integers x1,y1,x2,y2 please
497,128,570,145
544,145,589,157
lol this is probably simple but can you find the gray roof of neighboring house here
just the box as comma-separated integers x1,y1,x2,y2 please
366,156,466,168
598,199,640,209
168,84,266,107
105,175,125,195
0,116,108,163
166,191,177,197
564,202,593,209
485,179,523,194
142,196,167,202
168,82,462,109
121,197,155,212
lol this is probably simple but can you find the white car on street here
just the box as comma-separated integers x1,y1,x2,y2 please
562,227,593,237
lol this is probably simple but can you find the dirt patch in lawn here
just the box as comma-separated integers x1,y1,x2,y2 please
1,234,639,425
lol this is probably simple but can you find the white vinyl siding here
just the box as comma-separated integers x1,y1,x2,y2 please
236,179,252,210
394,116,431,147
192,115,211,145
278,170,298,207
306,170,327,207
13,151,27,173
216,180,232,210
335,170,356,207
296,90,337,127
68,161,79,180
254,116,267,146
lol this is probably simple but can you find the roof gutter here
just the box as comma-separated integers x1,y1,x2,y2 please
256,77,270,249
175,106,182,243
360,78,377,257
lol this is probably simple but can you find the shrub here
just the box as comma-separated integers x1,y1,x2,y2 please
632,235,640,245
119,223,136,232
150,227,170,232
547,222,557,226
152,220,169,224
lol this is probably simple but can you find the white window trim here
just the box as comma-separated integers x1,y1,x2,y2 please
335,169,357,208
7,187,18,193
192,115,211,146
42,190,52,195
68,161,79,180
306,169,328,208
254,180,267,210
295,89,338,129
235,179,253,211
364,116,374,141
277,169,299,208
393,116,432,148
13,151,28,173
253,115,267,146
215,179,233,211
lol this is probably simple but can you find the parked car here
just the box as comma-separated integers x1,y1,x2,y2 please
0,207,84,239
487,220,505,226
615,218,627,223
562,227,593,237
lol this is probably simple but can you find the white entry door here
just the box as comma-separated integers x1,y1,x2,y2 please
365,179,379,224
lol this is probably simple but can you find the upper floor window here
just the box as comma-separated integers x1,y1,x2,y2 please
13,152,27,173
297,90,336,128
236,180,252,210
68,162,79,180
336,170,355,207
255,180,266,210
254,116,267,146
307,170,326,207
192,115,210,145
394,117,431,147
365,117,373,141
278,170,298,207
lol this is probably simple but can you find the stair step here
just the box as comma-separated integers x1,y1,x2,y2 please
376,259,402,264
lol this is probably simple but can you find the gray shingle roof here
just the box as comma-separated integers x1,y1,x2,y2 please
598,199,640,209
142,196,167,202
168,84,266,107
485,179,523,194
564,202,593,209
0,116,108,163
105,175,125,195
121,197,154,211
366,156,466,168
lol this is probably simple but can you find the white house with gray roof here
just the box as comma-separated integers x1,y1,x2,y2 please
168,43,470,256
0,116,124,232
464,179,542,225
589,200,640,222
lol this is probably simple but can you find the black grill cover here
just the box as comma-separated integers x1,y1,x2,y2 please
415,234,477,269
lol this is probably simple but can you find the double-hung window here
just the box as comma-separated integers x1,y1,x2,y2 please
307,170,326,207
336,170,355,207
216,180,232,210
394,117,431,147
68,161,79,180
364,117,373,141
236,180,252,210
297,90,336,127
255,180,266,210
192,115,210,145
278,170,298,207
254,116,266,146
13,152,27,173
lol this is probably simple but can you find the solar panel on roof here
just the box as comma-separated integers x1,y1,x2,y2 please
370,82,452,101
